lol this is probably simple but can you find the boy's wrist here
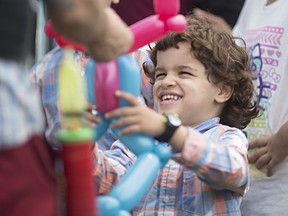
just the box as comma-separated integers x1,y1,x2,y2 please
155,113,181,143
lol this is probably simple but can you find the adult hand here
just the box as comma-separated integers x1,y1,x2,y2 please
48,0,133,62
248,137,271,174
85,8,133,62
249,130,288,176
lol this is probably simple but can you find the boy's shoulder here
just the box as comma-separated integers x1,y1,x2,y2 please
205,122,248,142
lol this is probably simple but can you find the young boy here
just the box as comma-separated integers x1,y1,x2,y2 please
95,15,259,215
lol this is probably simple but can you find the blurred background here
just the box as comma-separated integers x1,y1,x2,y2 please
30,0,245,66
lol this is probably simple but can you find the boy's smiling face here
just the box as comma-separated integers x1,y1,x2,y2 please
153,42,229,127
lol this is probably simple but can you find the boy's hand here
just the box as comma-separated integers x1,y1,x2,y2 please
105,91,165,138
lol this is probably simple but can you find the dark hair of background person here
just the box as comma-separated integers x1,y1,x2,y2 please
112,0,193,26
193,0,245,27
0,0,35,62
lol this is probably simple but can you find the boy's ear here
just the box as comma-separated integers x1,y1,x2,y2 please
215,84,233,103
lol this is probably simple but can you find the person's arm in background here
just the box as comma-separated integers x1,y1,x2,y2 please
46,0,133,62
249,121,288,177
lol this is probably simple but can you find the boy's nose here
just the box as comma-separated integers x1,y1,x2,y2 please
161,74,176,87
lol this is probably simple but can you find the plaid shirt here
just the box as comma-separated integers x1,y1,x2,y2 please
30,46,153,150
0,59,45,149
94,117,249,215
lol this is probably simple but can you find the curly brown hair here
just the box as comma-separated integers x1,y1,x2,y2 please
143,15,259,129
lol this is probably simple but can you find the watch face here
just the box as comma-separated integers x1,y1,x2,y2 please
167,114,181,126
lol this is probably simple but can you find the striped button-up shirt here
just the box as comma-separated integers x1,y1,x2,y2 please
94,117,249,215
0,59,45,149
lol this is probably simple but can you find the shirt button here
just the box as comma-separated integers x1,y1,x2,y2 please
163,196,170,203
168,160,176,166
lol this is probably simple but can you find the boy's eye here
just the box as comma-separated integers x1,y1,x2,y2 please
179,71,193,76
154,73,166,80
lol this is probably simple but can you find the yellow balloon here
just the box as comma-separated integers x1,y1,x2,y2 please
58,49,87,126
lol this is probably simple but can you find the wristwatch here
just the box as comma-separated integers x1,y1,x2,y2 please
155,113,182,143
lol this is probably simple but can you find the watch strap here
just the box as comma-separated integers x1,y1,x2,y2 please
155,114,180,143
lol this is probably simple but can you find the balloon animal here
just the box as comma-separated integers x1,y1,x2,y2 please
53,0,187,215
86,55,172,216
57,51,96,216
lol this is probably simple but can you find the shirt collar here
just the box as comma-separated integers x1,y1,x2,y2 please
194,117,220,133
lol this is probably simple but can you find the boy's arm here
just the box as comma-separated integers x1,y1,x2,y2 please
104,91,248,192
29,47,64,90
92,141,136,194
46,0,133,62
171,127,248,193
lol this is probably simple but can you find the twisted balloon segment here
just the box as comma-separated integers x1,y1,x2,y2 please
128,0,186,52
58,50,87,124
57,50,96,216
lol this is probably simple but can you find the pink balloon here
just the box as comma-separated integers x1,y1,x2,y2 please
128,0,186,53
55,35,85,52
129,15,166,52
95,61,119,114
44,20,56,38
166,15,187,32
154,0,179,21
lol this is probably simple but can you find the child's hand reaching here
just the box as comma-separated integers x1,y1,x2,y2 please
105,91,165,138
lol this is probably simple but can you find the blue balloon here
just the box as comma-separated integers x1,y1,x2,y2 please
85,54,172,216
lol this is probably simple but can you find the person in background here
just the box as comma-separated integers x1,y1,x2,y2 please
93,15,259,215
234,1,288,215
194,0,288,215
193,0,244,28
0,1,56,215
